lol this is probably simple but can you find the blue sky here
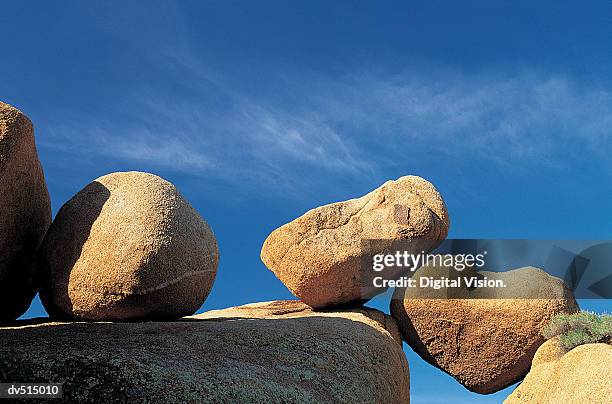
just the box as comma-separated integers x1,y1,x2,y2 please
2,1,611,402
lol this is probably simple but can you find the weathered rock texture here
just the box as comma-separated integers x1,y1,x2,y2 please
261,176,449,308
38,171,219,321
0,301,410,403
192,299,404,343
0,101,51,321
391,266,579,394
505,338,612,403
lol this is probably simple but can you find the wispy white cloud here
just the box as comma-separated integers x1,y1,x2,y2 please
314,71,612,167
93,127,213,170
39,64,612,193
41,123,213,172
231,101,373,175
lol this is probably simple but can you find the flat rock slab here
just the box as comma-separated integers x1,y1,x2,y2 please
0,301,409,403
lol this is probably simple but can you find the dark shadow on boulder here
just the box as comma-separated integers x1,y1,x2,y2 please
36,181,110,320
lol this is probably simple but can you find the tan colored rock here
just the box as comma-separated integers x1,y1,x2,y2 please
38,171,219,320
529,335,567,366
261,176,449,308
0,101,51,321
0,301,410,403
390,266,579,394
192,299,404,344
505,338,612,403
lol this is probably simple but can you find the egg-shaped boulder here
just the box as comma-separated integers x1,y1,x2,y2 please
38,171,219,320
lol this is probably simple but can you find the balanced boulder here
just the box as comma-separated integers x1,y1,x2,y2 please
38,171,219,320
261,176,449,308
0,301,410,403
0,101,51,321
505,337,612,403
390,266,579,394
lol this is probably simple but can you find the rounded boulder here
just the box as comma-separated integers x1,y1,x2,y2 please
505,338,612,403
38,171,219,320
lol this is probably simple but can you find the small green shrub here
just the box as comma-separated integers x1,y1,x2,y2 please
543,312,612,350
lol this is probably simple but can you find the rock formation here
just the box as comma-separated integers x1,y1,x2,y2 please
390,266,579,394
0,301,410,403
261,176,449,308
0,101,51,321
504,337,612,403
38,171,219,321
192,299,404,343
